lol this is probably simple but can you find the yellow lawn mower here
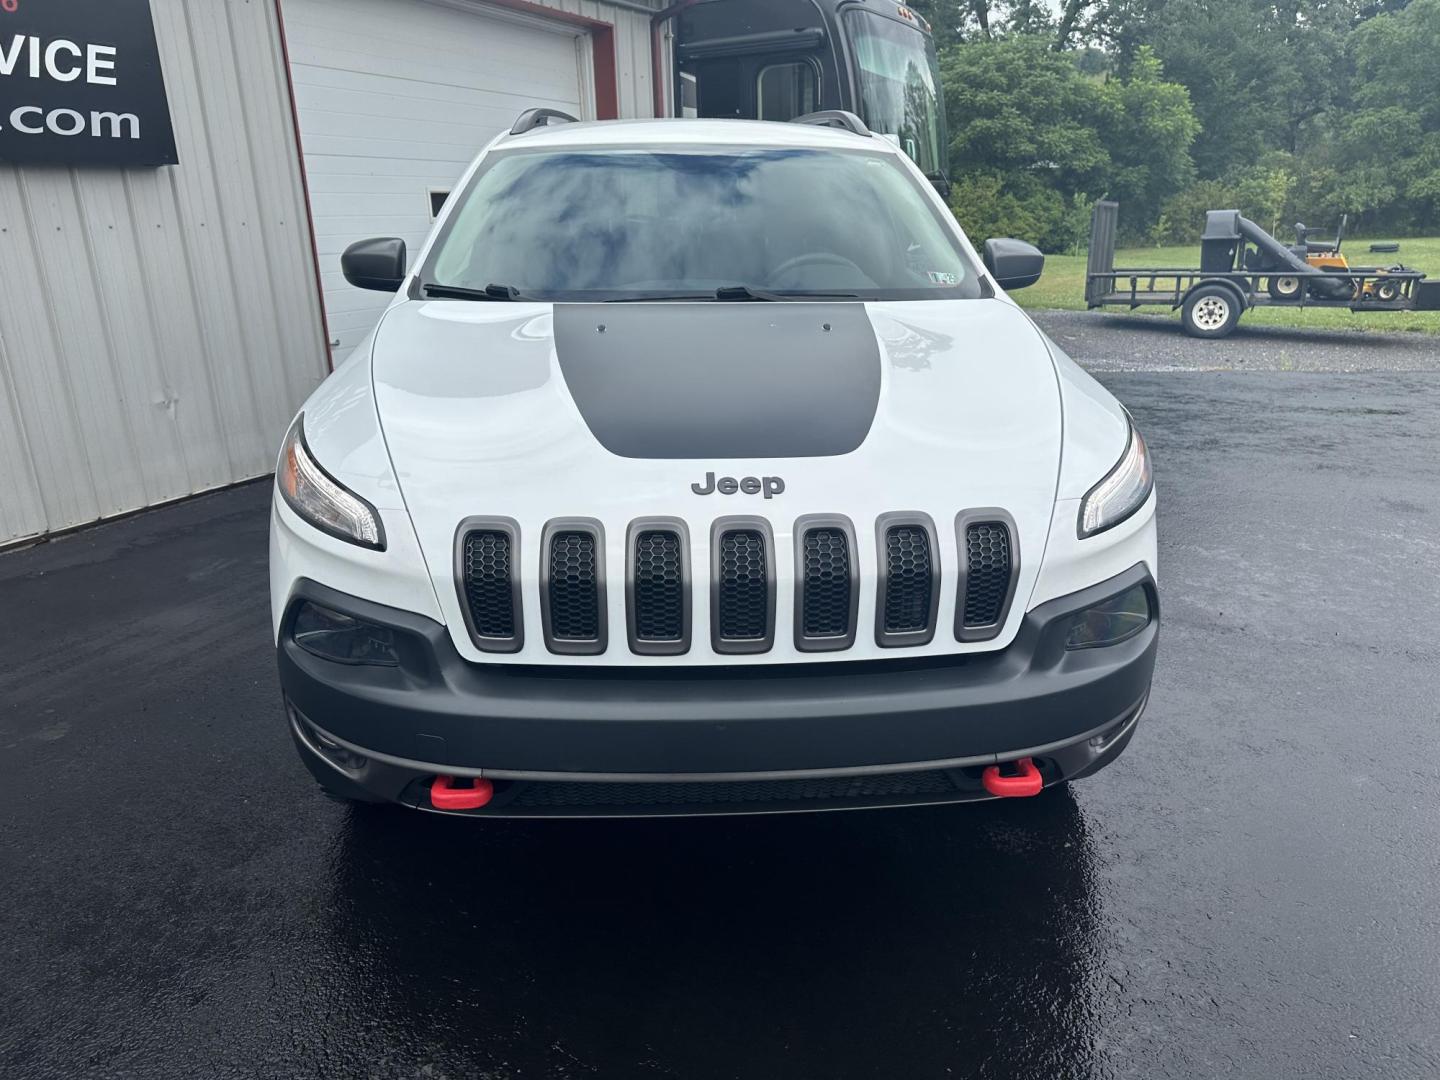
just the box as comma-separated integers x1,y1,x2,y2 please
1267,216,1409,303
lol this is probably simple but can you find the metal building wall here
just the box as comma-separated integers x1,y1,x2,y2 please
0,0,328,548
535,0,662,118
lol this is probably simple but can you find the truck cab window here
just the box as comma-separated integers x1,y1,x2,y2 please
756,62,817,121
844,12,945,176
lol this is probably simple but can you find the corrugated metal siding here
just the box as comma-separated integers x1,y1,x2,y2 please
551,0,662,119
0,0,327,547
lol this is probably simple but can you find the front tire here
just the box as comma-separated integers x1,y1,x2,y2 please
1182,285,1241,338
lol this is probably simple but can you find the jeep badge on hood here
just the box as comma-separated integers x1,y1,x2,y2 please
691,472,785,499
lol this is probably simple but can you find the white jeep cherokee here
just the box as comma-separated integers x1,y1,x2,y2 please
270,111,1158,817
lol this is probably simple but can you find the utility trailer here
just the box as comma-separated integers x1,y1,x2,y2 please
1084,201,1439,338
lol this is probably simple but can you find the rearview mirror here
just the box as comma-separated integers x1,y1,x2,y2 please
342,237,407,292
983,238,1044,291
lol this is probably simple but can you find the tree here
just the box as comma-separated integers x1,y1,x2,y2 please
902,0,972,47
920,0,1438,238
940,37,1198,247
1338,0,1440,230
1093,47,1199,230
1118,0,1355,180
1153,156,1297,243
941,37,1110,191
909,0,1107,47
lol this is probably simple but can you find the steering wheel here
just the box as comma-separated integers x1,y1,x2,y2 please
767,252,874,289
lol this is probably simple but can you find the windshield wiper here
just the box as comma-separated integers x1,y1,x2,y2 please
717,285,863,301
715,284,787,302
422,282,530,301
604,286,862,303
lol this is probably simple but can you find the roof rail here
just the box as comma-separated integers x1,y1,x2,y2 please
510,108,579,136
791,110,871,137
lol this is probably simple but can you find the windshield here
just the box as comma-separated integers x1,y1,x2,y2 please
845,12,947,178
424,148,979,301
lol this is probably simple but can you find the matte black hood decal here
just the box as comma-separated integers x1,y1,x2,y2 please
552,303,881,459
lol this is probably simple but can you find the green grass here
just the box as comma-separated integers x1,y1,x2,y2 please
1015,236,1440,334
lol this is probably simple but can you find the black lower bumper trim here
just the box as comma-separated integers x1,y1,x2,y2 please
279,564,1158,785
291,698,1144,816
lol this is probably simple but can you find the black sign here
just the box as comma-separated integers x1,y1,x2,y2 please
0,0,178,166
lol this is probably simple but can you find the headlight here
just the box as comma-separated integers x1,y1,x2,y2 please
277,414,385,550
1078,420,1153,538
1065,584,1152,649
292,601,400,666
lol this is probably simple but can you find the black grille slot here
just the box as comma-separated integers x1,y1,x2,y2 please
712,522,774,652
956,513,1018,642
633,529,684,642
546,529,601,643
798,524,855,648
718,531,767,639
460,525,519,650
963,522,1012,627
883,526,933,632
876,515,939,647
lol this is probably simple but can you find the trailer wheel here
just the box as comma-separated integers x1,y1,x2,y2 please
1182,285,1241,338
1269,276,1302,301
1375,279,1400,302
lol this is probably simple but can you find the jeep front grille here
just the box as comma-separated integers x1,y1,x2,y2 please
957,513,1018,642
795,516,858,651
876,515,939,647
712,521,775,653
456,511,1017,656
628,521,689,655
541,521,605,655
457,519,521,652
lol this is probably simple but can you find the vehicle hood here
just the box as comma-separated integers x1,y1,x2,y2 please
371,298,1062,664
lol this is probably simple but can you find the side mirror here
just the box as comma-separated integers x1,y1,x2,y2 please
982,238,1044,291
342,237,407,292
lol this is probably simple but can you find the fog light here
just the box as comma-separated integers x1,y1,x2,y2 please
293,601,400,666
1066,584,1151,649
312,728,369,771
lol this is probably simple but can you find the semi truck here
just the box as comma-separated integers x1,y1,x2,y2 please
657,0,951,190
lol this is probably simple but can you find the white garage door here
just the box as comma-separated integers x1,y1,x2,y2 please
281,0,588,357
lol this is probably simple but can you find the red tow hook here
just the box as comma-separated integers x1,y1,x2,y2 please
430,775,494,810
982,757,1043,798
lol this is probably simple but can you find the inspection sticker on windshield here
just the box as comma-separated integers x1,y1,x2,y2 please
926,271,960,285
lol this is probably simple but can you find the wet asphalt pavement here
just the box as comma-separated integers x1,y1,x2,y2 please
2,314,1439,1079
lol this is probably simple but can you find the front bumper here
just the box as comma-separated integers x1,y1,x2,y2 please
277,563,1158,816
